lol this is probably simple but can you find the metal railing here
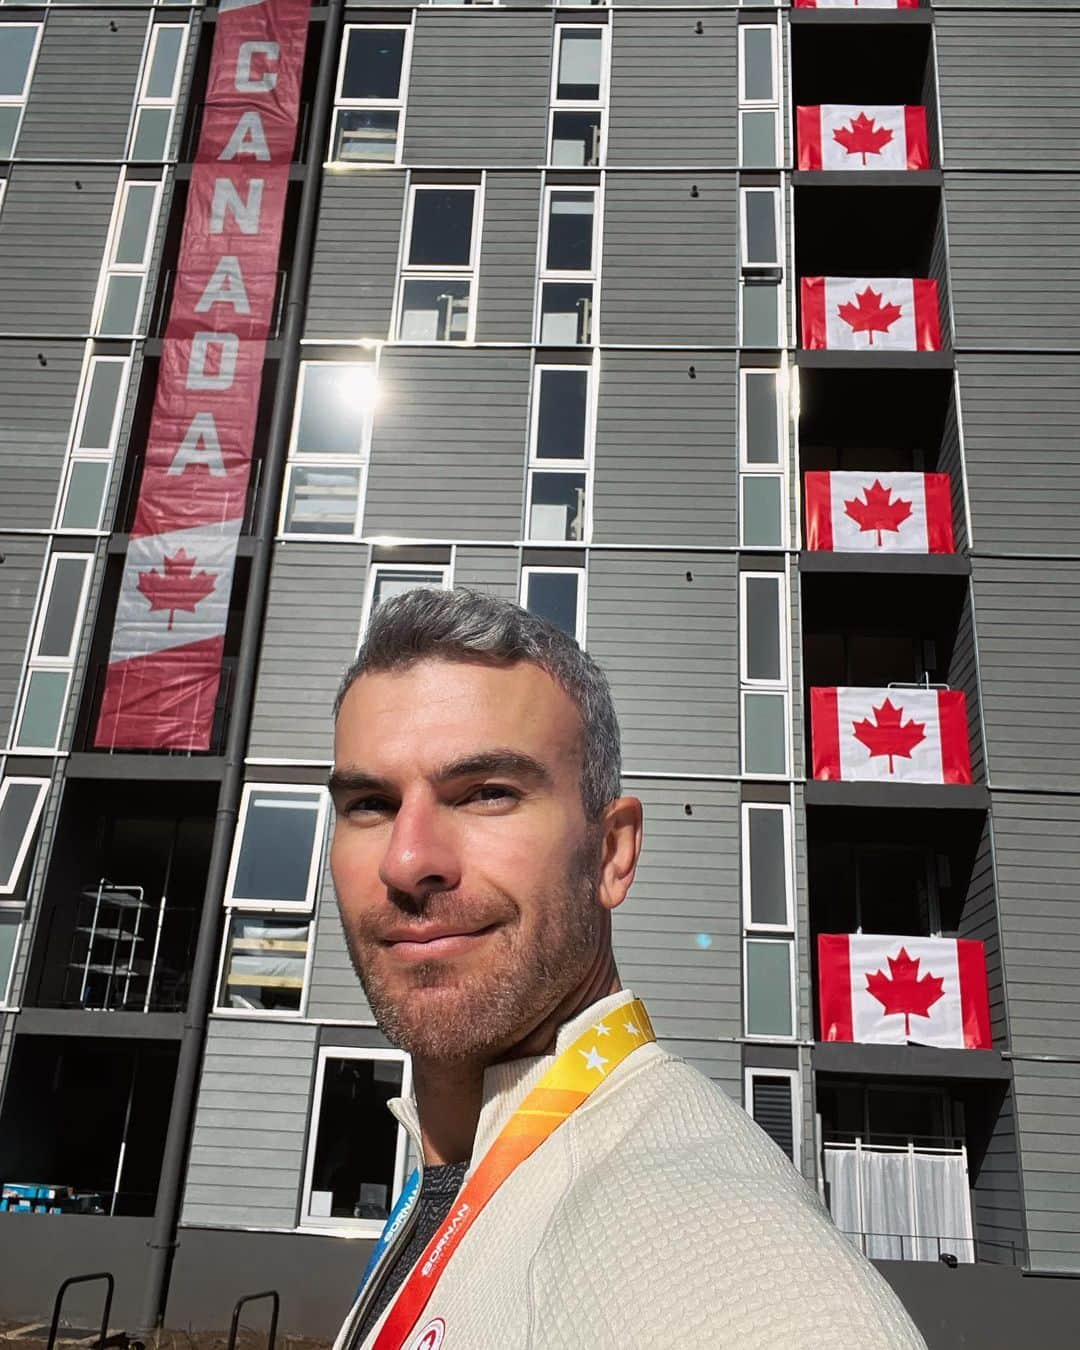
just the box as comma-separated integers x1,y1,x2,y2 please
227,1291,280,1350
47,1273,114,1350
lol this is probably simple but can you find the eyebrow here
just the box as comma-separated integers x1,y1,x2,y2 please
328,749,554,798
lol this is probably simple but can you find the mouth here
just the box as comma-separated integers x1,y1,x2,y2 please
380,923,499,962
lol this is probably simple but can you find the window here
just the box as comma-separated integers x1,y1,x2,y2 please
396,184,479,342
0,778,48,895
55,355,131,532
520,566,585,643
301,1048,412,1231
738,25,779,168
0,912,20,1007
739,186,783,347
741,188,780,269
224,785,329,911
95,179,162,336
745,1068,800,1167
739,367,787,549
129,23,187,160
0,24,42,158
13,554,93,751
741,802,793,931
536,187,599,346
360,563,451,639
548,25,606,168
331,25,411,165
740,570,789,777
526,365,592,543
281,362,375,536
216,915,312,1014
744,936,795,1038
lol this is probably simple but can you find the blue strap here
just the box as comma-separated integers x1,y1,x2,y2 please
355,1168,421,1298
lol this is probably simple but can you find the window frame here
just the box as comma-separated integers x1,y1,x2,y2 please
393,181,482,343
538,183,598,280
0,23,44,158
93,177,164,337
740,186,782,271
0,777,48,897
212,910,316,1019
127,22,190,161
743,934,796,1041
738,368,785,472
299,1045,414,1235
743,1066,801,1169
54,354,132,533
740,801,794,933
358,560,452,642
737,23,779,108
519,564,587,644
739,570,788,688
528,362,594,468
28,552,94,666
329,22,413,168
0,911,22,1008
549,23,609,111
223,783,331,914
739,688,790,779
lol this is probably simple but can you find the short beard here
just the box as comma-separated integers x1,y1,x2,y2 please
340,832,604,1064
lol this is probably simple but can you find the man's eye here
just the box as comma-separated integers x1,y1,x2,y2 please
465,784,518,805
346,796,393,815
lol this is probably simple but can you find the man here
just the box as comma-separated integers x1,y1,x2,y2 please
329,587,927,1350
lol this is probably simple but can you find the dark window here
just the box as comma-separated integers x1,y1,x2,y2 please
536,369,588,460
342,28,406,101
525,571,579,638
747,808,787,926
752,1075,795,1162
546,192,594,272
308,1057,405,1222
231,789,322,906
408,190,474,268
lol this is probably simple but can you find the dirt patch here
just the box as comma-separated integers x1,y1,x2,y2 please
0,1327,329,1350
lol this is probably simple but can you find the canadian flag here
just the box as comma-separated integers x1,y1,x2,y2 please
811,687,972,785
818,934,992,1050
797,106,930,172
801,277,941,352
804,472,954,553
795,0,919,8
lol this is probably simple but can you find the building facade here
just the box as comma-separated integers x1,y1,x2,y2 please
0,0,1078,1343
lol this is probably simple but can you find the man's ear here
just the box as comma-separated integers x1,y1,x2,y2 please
596,796,643,913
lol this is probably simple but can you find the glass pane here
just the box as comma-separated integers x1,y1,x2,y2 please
742,477,782,548
219,915,309,1012
744,190,778,266
525,572,579,638
145,26,184,99
0,105,21,158
539,282,593,345
528,471,587,541
399,278,471,341
284,464,362,534
745,574,782,681
742,28,774,102
741,110,777,168
0,782,42,886
98,275,144,336
78,361,126,450
0,27,37,97
232,789,322,905
342,28,405,100
557,29,601,101
748,808,788,926
38,557,88,658
371,568,443,611
114,185,157,266
408,189,474,267
131,106,172,161
744,371,779,464
0,915,18,1002
746,939,793,1037
742,282,779,348
15,670,69,750
551,110,600,167
546,192,594,272
60,461,110,531
296,365,371,455
333,108,398,163
743,691,786,775
536,369,588,460
309,1057,404,1222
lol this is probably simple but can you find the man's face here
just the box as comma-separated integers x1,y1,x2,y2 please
330,656,605,1062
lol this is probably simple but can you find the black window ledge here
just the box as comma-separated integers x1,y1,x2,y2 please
799,552,971,578
814,1040,1010,1082
805,782,989,811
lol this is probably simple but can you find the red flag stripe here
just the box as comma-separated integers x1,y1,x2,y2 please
817,934,854,1042
904,106,930,169
803,472,834,550
924,472,956,553
912,278,943,351
936,689,973,785
94,637,225,752
957,938,993,1050
800,277,827,350
810,687,842,781
797,106,822,171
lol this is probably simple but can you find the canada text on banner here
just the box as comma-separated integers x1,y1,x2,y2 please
800,277,942,352
797,106,930,172
95,0,310,751
818,933,992,1050
810,687,972,785
804,471,955,554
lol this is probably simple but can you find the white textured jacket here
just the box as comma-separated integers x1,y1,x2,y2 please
337,991,928,1350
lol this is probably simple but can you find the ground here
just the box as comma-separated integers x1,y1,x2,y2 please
0,1325,329,1350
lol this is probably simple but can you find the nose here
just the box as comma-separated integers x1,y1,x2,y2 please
378,791,462,901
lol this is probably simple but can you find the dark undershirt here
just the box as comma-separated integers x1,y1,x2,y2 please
355,1160,469,1347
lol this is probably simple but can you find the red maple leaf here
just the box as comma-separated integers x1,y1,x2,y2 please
851,698,926,773
865,946,945,1038
833,112,895,166
136,548,217,631
843,479,914,546
837,287,903,345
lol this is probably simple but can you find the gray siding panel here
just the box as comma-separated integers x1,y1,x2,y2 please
600,173,736,346
402,12,550,166
475,173,539,345
453,545,518,599
0,166,118,336
593,350,737,548
306,863,372,1024
365,348,528,540
958,356,1080,556
971,1083,1026,1266
17,12,146,160
182,1020,317,1229
0,341,83,532
972,559,1080,792
587,551,738,776
957,814,1005,1046
947,587,984,786
305,174,405,341
946,176,1080,350
936,15,1080,170
608,16,737,167
0,535,47,744
1013,1059,1080,1272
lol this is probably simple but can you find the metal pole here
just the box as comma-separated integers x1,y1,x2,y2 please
138,0,346,1329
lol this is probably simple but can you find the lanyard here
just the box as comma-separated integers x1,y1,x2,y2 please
357,1166,421,1299
372,998,656,1350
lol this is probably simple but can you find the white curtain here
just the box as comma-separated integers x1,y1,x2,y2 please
911,1151,975,1262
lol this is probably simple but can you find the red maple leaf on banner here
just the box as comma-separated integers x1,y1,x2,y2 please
865,947,945,1037
843,479,914,546
136,548,217,631
851,698,926,773
837,287,903,344
833,112,895,166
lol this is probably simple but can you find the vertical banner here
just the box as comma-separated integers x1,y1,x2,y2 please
95,0,310,750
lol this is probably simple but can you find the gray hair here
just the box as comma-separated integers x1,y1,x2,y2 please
335,588,621,820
